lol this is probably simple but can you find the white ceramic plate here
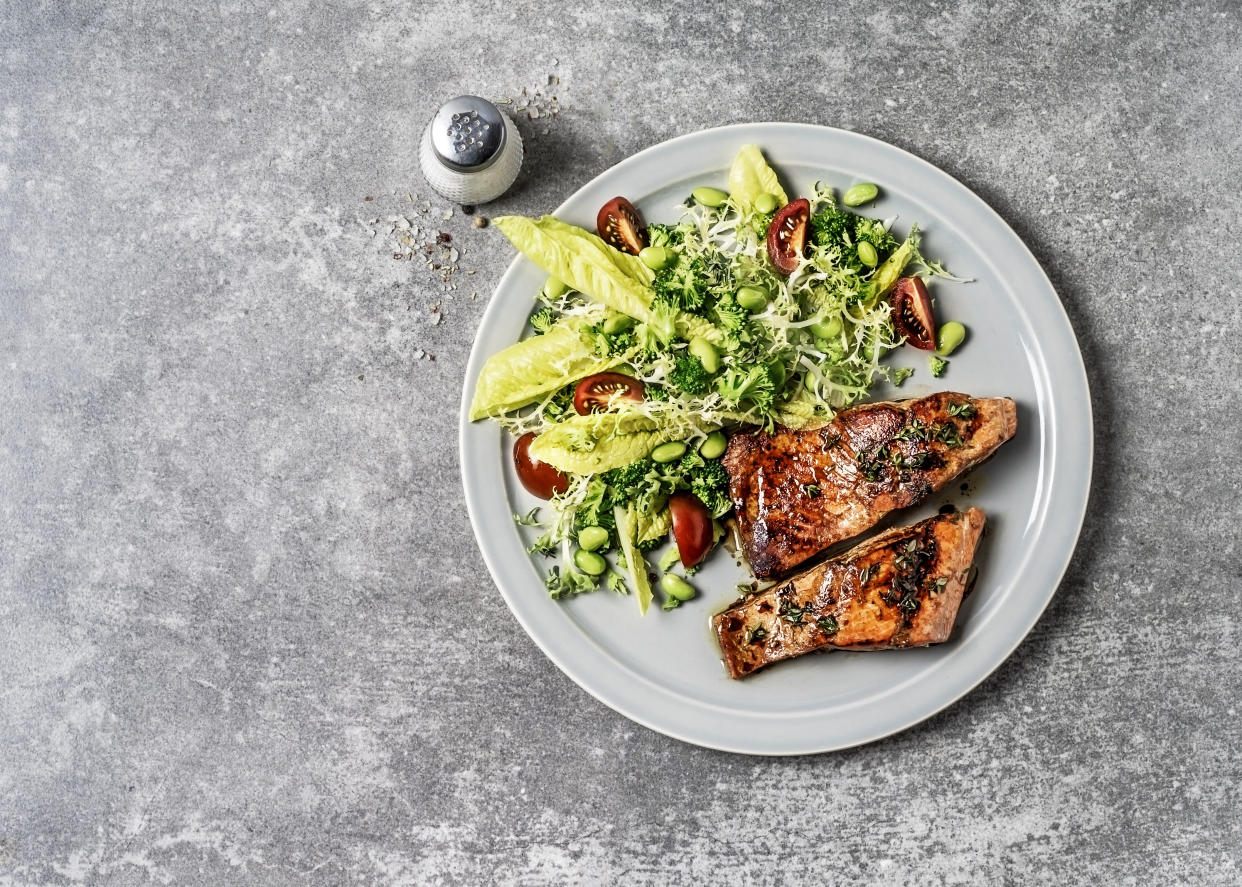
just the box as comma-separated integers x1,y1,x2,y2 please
459,123,1092,755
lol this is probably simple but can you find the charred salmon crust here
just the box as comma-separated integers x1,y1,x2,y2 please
713,507,986,679
723,392,1015,578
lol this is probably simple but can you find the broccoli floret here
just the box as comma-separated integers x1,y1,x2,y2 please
688,459,731,518
583,322,635,358
810,204,897,262
652,249,733,316
603,458,661,506
647,223,684,250
929,355,948,378
810,207,851,250
668,352,712,396
717,364,778,412
652,255,709,313
891,367,914,387
853,216,898,254
529,306,558,333
713,292,749,336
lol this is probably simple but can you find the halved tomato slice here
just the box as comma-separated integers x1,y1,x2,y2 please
889,277,937,350
513,432,569,499
765,198,810,275
573,372,645,415
596,197,647,255
669,491,714,568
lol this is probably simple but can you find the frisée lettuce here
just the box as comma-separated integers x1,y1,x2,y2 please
472,145,958,613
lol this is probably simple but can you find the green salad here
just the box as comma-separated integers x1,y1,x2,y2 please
469,145,958,614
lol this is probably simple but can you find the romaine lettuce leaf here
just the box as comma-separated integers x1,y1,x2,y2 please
468,317,616,421
865,229,918,306
527,410,668,475
727,145,788,211
614,505,653,615
494,215,671,338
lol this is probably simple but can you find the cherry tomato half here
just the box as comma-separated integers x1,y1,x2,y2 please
596,196,647,255
890,277,937,350
765,197,810,275
669,491,714,568
573,372,645,415
513,432,569,499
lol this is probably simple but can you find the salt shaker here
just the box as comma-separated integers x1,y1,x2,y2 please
418,95,523,205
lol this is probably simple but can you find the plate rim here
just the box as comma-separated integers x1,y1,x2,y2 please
458,122,1093,755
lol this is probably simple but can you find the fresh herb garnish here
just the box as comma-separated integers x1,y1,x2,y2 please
802,483,822,499
778,600,805,625
816,615,840,634
936,423,964,448
747,626,769,645
948,401,975,419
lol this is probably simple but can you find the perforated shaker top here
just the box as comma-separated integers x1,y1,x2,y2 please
429,96,507,172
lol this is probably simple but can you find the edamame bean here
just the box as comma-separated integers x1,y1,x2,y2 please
573,549,607,576
754,193,780,214
541,277,568,299
936,321,967,356
698,431,727,460
661,573,697,602
603,312,635,335
810,315,843,339
692,186,729,208
842,182,879,207
639,245,674,270
688,336,719,373
736,286,768,311
577,526,609,552
856,241,878,267
650,441,687,463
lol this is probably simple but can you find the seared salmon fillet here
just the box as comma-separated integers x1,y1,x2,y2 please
723,392,1016,578
713,507,986,679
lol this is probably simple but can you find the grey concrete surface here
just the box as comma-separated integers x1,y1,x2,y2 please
2,1,1240,884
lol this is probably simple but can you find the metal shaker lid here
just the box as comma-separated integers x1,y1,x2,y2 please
429,96,507,172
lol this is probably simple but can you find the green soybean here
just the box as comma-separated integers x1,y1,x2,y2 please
856,241,878,267
754,193,780,214
573,549,607,576
692,186,729,207
842,182,879,207
688,336,719,374
698,431,728,460
577,526,609,552
639,245,674,270
936,321,967,356
603,312,635,335
661,573,697,602
736,286,768,311
651,441,687,463
541,277,568,299
810,315,843,339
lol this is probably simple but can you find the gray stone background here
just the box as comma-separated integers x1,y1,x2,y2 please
2,0,1240,884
